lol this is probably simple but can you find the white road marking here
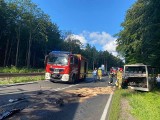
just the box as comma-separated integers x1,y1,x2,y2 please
100,93,113,120
0,84,79,95
0,84,79,108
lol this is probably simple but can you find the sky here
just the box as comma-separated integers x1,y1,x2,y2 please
32,0,136,56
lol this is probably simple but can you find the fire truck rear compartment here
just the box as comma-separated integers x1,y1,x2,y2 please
127,77,147,88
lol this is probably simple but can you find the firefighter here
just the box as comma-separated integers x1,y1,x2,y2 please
97,67,102,80
116,68,123,89
108,72,114,85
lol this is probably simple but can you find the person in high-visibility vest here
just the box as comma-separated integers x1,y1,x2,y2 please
116,68,123,89
97,67,102,80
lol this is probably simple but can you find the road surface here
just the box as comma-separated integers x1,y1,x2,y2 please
0,76,116,120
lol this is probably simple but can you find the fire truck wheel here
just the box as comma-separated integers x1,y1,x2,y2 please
71,75,76,84
50,79,56,83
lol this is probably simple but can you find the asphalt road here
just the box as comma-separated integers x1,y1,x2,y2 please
0,76,116,120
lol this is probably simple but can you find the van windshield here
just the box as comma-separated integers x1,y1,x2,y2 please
125,66,146,74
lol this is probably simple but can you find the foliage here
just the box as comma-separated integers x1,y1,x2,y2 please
0,66,44,73
0,0,62,68
116,0,160,66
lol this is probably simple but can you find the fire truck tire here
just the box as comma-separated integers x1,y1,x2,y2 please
50,79,56,83
70,75,76,84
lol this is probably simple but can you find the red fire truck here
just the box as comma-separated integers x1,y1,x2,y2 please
44,51,88,83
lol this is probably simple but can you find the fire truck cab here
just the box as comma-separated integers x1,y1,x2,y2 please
45,51,88,83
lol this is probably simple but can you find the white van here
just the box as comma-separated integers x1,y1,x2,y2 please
122,63,158,91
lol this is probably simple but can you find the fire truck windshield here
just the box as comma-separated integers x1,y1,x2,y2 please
48,54,68,65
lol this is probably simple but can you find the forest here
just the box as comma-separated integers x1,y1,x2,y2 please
0,0,123,70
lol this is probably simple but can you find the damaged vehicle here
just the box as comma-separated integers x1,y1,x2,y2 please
122,63,159,91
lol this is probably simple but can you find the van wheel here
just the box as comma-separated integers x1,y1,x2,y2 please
148,84,152,91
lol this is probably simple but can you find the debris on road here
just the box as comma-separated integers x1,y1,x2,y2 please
55,98,64,107
0,108,24,120
77,94,86,97
36,90,43,95
65,87,114,102
9,98,26,103
0,87,114,119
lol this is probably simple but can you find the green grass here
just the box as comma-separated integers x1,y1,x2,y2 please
0,66,44,73
0,76,45,85
108,89,124,120
109,88,160,120
126,89,160,120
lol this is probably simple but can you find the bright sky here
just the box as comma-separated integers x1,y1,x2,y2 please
32,0,136,56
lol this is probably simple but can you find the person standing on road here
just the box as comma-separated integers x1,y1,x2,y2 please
117,68,123,88
97,67,102,80
92,68,97,82
108,72,114,85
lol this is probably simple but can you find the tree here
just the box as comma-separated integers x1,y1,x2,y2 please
62,34,82,53
116,0,160,66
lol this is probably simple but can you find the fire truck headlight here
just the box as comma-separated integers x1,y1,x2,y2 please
62,74,69,81
45,72,51,79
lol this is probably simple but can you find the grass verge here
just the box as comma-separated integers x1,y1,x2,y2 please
127,89,160,120
0,66,44,73
108,89,123,120
0,76,45,85
108,88,160,120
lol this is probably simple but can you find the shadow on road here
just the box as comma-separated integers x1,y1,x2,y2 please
0,90,81,120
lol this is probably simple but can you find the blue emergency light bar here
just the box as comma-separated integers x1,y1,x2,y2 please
51,51,71,54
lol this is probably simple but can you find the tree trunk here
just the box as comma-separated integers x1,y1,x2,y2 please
7,38,13,66
15,26,20,67
27,31,32,68
0,32,2,40
93,61,94,70
25,50,28,66
33,51,36,67
4,39,9,67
